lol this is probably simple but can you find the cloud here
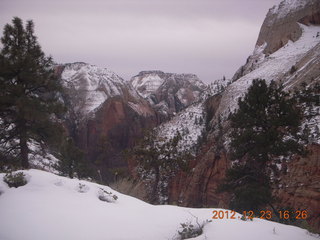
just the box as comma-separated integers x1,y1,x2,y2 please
0,0,281,82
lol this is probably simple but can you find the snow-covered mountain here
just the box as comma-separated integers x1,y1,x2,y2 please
131,71,206,116
0,169,318,240
56,63,159,180
59,62,139,119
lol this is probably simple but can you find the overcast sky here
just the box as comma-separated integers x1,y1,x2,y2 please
0,0,281,83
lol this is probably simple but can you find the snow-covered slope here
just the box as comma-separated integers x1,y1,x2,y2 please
153,77,231,154
218,24,320,119
131,71,165,98
60,62,138,118
156,102,205,154
0,169,318,240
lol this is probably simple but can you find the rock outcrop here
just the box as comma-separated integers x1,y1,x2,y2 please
131,71,206,116
257,0,320,55
169,141,230,208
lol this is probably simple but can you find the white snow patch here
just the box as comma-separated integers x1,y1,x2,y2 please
0,169,318,240
131,74,164,98
61,63,126,116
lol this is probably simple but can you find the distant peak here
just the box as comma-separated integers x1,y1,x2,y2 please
137,70,165,75
64,62,89,67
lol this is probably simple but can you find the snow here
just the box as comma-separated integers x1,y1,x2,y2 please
61,63,128,116
269,0,307,20
153,77,231,155
131,74,165,98
176,88,188,105
218,24,320,118
156,102,205,154
0,169,318,240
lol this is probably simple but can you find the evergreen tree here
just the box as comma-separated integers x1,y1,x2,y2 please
57,138,91,179
133,129,189,204
220,79,305,212
0,17,64,168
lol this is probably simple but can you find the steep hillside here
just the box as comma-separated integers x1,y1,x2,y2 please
131,71,206,116
167,0,320,232
0,169,318,240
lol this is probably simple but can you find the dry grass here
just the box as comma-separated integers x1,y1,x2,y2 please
110,178,148,202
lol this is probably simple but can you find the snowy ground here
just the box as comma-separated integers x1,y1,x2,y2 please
0,169,318,240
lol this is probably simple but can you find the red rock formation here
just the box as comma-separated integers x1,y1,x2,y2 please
272,144,320,232
169,143,230,208
76,96,160,181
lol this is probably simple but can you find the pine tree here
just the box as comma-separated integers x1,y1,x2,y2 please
0,17,64,168
57,138,91,179
133,129,189,204
219,79,305,212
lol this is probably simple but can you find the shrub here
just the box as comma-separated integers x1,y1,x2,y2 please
98,188,118,203
290,65,297,74
240,214,253,221
3,172,27,188
177,217,211,240
178,222,203,239
77,183,90,193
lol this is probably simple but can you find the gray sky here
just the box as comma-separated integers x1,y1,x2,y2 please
0,0,281,83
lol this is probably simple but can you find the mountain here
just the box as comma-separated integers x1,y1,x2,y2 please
56,63,159,181
0,169,318,240
56,63,206,182
131,71,206,116
164,0,320,232
57,62,143,120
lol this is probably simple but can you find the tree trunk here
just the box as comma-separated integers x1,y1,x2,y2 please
268,203,280,221
19,120,29,169
68,162,73,179
151,166,160,204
